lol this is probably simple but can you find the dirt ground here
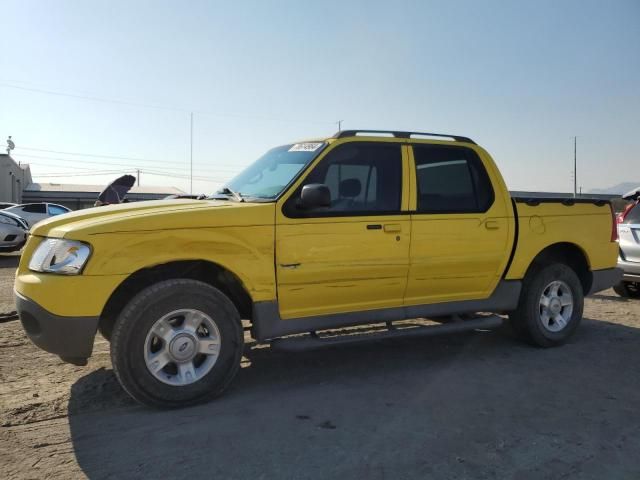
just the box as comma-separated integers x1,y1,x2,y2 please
1,253,639,480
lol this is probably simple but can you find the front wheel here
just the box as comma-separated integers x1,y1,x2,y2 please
509,263,584,347
110,279,244,408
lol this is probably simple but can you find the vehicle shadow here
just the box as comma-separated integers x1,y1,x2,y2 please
67,319,640,479
589,293,633,303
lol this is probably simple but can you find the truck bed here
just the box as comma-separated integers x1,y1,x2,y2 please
504,194,617,281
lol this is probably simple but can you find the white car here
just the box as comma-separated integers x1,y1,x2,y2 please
0,210,28,252
4,203,71,227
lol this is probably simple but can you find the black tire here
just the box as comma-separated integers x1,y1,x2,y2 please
509,262,584,347
628,282,640,298
110,279,244,408
98,321,113,342
613,281,640,298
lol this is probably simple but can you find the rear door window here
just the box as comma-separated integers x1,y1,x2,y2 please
22,204,47,214
413,145,494,213
48,205,69,216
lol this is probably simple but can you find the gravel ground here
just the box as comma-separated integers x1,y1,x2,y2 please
0,254,18,315
1,254,639,479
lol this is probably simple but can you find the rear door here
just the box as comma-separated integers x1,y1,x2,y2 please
405,143,513,305
619,202,640,263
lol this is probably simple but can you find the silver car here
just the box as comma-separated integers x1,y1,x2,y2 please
614,187,640,298
0,210,29,253
3,203,71,228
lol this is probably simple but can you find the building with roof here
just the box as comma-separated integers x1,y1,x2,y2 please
22,182,186,210
0,154,32,203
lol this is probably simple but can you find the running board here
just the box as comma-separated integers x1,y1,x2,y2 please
270,315,504,352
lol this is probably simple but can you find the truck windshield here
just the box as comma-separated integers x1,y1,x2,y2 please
218,143,326,200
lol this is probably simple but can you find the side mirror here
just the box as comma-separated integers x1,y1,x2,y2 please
300,184,331,209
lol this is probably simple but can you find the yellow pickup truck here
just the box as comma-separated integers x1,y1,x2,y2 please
15,130,621,407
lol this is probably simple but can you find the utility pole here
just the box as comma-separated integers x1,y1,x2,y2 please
573,136,577,198
136,169,140,186
190,112,194,195
337,120,343,132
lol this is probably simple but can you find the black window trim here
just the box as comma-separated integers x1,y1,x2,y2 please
21,203,47,214
411,143,495,215
282,141,405,219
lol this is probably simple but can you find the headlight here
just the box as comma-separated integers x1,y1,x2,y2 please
29,239,91,275
0,215,18,226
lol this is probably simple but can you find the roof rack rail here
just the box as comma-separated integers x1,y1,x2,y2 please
332,130,476,144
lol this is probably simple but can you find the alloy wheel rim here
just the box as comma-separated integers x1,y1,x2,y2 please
144,309,221,386
538,280,574,333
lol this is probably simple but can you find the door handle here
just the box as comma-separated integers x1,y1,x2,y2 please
384,224,402,233
280,263,301,269
484,220,500,230
366,224,382,230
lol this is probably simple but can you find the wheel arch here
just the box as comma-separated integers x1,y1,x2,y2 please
98,260,253,340
523,242,592,294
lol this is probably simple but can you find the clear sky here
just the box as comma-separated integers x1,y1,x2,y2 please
1,0,638,195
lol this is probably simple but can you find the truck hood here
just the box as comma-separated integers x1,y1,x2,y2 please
30,199,276,238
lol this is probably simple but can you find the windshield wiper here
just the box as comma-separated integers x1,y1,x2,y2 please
217,187,244,202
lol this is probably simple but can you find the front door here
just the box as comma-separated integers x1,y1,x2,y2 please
275,141,411,319
405,143,513,305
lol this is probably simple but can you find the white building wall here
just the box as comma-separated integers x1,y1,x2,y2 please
0,155,32,203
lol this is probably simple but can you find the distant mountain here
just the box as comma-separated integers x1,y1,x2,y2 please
588,182,640,195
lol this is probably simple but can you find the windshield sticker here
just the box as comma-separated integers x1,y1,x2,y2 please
289,143,323,152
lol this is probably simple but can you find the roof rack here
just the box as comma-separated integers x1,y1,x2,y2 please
332,130,476,144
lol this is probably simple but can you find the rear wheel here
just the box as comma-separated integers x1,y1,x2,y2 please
110,279,244,408
613,281,640,298
510,263,584,347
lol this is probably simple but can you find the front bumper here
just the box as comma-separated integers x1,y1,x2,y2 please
0,242,25,253
587,268,624,295
15,291,99,365
617,259,640,282
0,237,27,252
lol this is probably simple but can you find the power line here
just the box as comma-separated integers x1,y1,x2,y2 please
32,170,225,182
0,82,186,112
26,166,227,186
18,145,181,164
14,153,241,175
2,79,336,189
33,170,134,178
33,169,137,177
30,166,225,182
17,146,247,170
23,160,231,184
26,162,106,172
137,170,224,182
0,81,336,126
